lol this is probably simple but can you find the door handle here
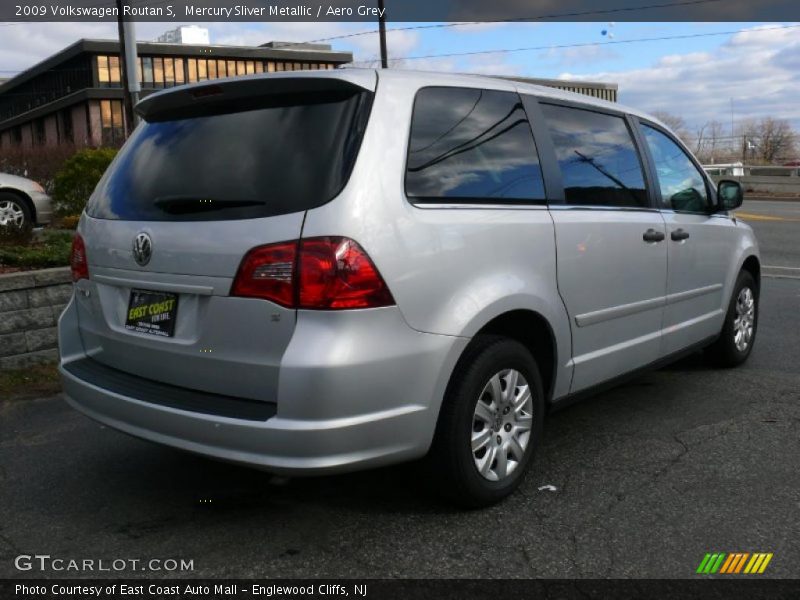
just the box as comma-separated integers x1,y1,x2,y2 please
671,228,690,241
642,229,665,243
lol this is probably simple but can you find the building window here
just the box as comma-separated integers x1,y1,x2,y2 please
255,61,264,73
34,118,46,146
97,55,121,87
12,127,22,146
188,58,198,83
208,59,217,79
267,61,276,72
276,62,284,71
216,59,226,78
60,108,73,144
245,61,255,74
108,56,121,85
97,55,109,86
142,57,154,86
164,57,175,86
100,99,125,146
236,61,246,76
227,60,236,77
197,59,208,81
175,58,185,84
153,57,164,88
293,62,301,71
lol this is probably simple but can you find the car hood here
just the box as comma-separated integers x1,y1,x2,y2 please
0,172,40,192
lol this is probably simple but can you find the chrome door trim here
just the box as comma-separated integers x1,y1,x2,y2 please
575,295,664,327
575,283,723,327
665,283,723,305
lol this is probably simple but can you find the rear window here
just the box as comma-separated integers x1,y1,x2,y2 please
405,87,545,204
87,90,372,221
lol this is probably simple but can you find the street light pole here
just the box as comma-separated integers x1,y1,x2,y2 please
377,0,388,68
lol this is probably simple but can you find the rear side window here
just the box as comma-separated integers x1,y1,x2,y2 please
405,87,545,203
541,104,647,208
87,90,372,221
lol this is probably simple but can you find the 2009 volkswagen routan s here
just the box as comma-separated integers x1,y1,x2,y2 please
59,69,759,506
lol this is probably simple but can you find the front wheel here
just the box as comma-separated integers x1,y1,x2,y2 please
429,335,545,508
0,192,33,231
707,270,758,367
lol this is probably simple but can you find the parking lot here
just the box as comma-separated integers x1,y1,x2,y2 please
1,198,798,579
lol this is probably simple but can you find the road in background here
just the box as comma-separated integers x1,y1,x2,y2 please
736,199,800,275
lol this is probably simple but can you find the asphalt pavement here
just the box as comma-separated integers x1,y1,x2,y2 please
1,199,798,579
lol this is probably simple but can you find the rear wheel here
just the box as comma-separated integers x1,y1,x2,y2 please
429,335,545,508
707,270,758,367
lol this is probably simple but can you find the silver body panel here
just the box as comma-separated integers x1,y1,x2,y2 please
58,69,760,474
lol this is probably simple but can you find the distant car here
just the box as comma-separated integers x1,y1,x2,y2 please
0,172,53,229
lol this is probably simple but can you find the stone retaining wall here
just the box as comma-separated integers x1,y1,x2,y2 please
0,267,72,370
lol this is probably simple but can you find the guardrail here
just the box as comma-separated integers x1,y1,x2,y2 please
703,165,800,177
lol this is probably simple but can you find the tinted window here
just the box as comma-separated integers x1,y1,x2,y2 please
642,125,709,212
406,87,545,203
541,104,647,208
87,91,372,221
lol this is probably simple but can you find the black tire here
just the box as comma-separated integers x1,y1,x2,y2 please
0,191,33,232
428,335,545,508
707,270,758,367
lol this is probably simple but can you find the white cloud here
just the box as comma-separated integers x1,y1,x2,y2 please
559,24,800,128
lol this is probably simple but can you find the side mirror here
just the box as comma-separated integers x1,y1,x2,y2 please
717,180,743,211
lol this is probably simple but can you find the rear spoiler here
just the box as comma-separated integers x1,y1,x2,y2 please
135,69,377,122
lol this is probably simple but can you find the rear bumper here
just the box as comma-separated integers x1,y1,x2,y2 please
58,296,468,474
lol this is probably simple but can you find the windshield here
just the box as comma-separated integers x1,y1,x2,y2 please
87,89,372,221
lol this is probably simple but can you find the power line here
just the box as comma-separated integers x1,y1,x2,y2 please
221,0,731,51
350,23,800,64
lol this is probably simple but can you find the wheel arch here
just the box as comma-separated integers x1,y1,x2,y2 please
465,309,559,404
741,254,761,290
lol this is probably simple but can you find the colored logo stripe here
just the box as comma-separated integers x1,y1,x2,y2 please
696,553,726,574
698,552,773,574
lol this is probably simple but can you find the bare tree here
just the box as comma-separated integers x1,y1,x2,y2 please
743,117,797,163
652,111,691,143
694,120,728,163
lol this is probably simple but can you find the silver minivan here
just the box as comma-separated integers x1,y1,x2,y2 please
59,69,759,506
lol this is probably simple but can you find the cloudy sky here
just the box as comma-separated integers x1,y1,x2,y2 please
1,20,798,132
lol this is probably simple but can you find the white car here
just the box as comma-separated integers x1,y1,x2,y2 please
0,172,53,229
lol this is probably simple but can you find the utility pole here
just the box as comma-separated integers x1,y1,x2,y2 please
123,19,140,127
115,0,137,136
377,0,388,68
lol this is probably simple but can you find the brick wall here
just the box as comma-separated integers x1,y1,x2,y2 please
0,267,72,370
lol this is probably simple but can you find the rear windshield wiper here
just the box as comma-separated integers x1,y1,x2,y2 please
153,197,267,215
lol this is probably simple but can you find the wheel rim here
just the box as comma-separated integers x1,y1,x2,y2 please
0,200,25,228
733,286,755,352
471,369,533,482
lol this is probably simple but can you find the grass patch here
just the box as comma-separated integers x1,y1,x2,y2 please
0,230,73,270
0,362,62,401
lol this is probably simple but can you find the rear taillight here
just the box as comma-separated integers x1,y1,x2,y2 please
232,237,394,310
70,234,89,282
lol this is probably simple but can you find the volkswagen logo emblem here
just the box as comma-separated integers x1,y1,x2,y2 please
132,232,152,266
